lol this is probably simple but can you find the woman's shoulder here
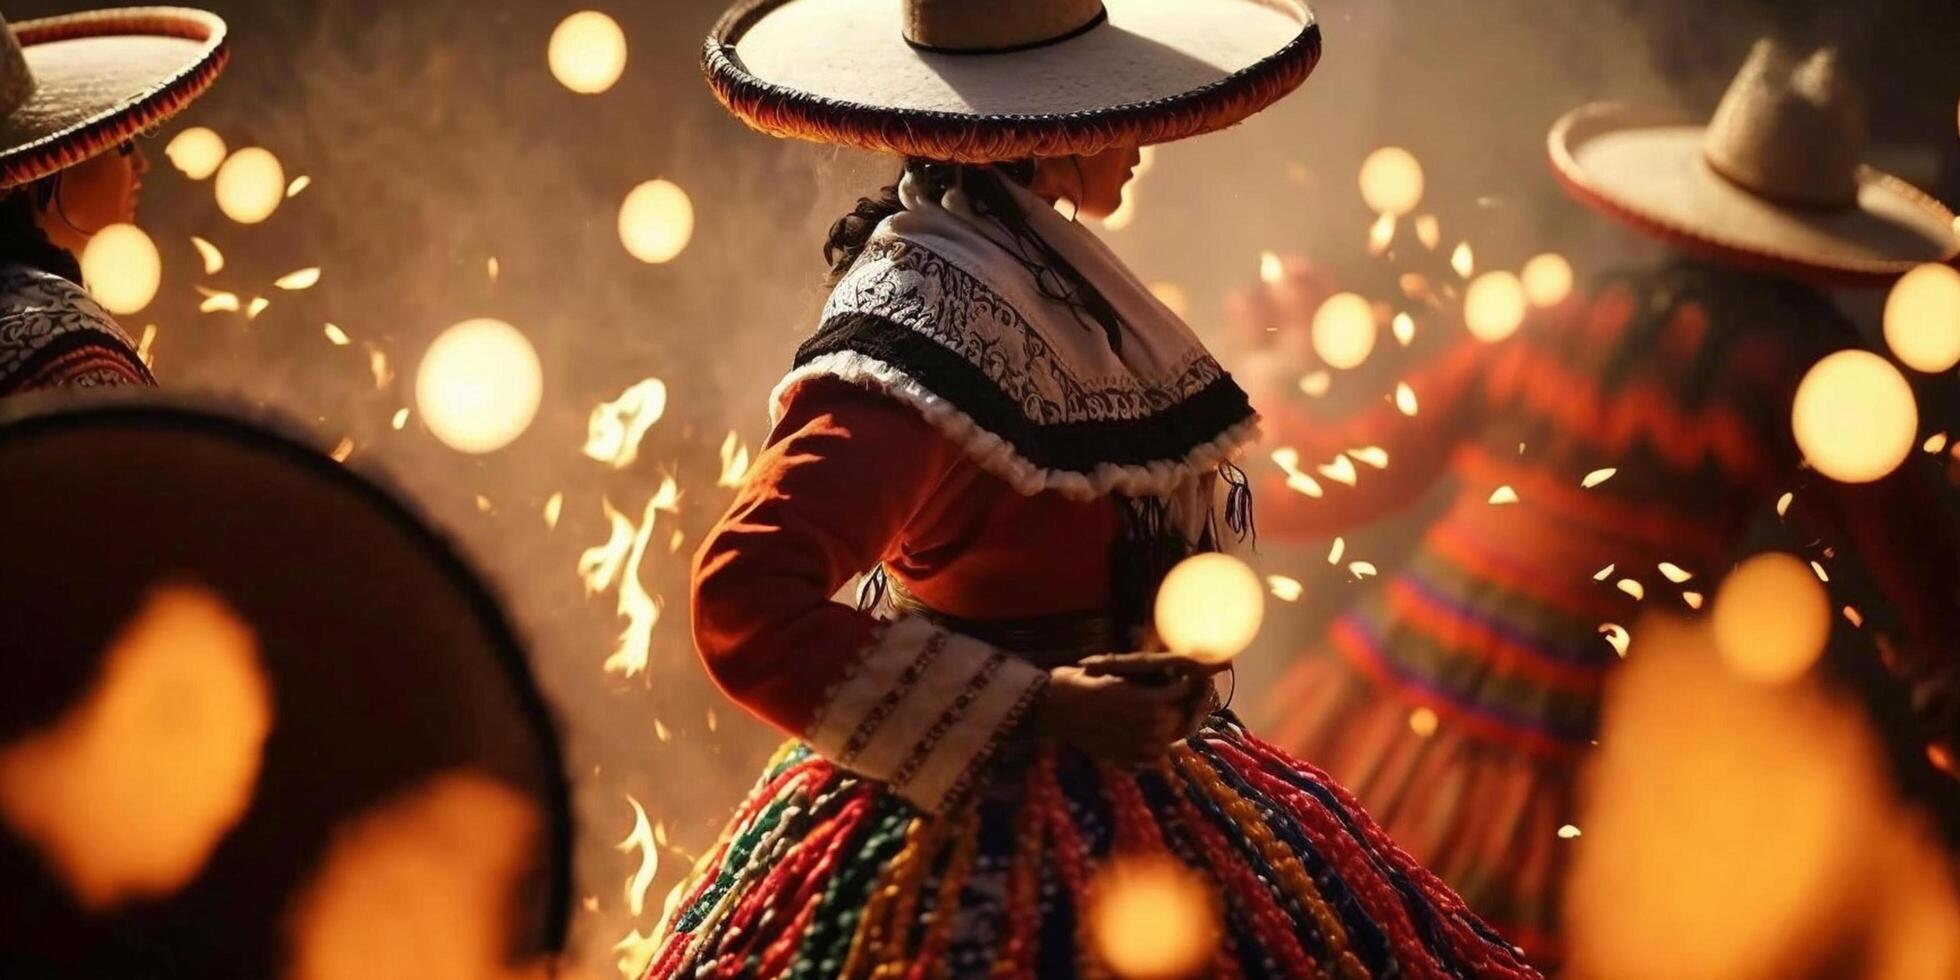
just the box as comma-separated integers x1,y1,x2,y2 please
0,262,151,393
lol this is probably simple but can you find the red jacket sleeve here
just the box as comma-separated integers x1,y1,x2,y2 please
692,377,1048,812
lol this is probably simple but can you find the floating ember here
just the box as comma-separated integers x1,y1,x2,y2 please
415,318,544,454
549,10,629,95
79,223,161,315
274,266,322,290
1464,271,1527,342
1521,252,1573,307
190,235,224,274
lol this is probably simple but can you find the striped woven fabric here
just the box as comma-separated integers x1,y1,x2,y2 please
648,719,1537,979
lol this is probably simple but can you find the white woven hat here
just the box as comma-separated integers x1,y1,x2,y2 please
1551,39,1958,285
704,0,1321,162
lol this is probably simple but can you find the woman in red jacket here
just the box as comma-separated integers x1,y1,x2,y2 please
647,1,1538,976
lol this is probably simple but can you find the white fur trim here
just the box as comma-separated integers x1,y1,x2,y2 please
772,351,1262,502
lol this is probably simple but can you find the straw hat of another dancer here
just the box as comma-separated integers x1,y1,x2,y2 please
704,0,1320,162
0,7,227,189
1551,38,1959,286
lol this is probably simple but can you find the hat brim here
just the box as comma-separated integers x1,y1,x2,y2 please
0,7,228,189
1550,102,1960,287
0,393,572,967
705,0,1320,162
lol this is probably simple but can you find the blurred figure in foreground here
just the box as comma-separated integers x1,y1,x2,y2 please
0,8,228,396
1251,40,1960,964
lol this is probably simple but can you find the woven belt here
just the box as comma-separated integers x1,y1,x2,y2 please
885,575,1119,668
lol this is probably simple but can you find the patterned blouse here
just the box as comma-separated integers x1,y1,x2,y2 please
0,262,153,395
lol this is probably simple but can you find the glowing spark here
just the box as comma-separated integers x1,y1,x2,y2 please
322,323,350,346
549,10,629,94
1450,241,1474,278
474,495,493,514
668,530,684,554
1810,561,1829,583
487,256,500,282
1358,146,1424,216
1408,707,1439,737
1464,270,1528,342
717,431,752,487
1683,591,1705,610
617,796,658,916
196,288,240,313
1925,432,1949,454
1328,536,1345,564
1367,212,1395,255
543,491,563,529
1392,311,1415,346
1843,606,1863,628
284,174,310,198
1266,575,1304,602
1271,447,1324,498
1259,250,1283,285
1348,445,1389,469
1558,824,1582,840
619,179,695,264
213,147,285,225
190,235,224,274
1594,564,1616,581
274,266,321,290
1414,214,1441,250
1617,579,1646,601
1883,263,1960,373
1317,454,1358,486
1792,350,1917,483
1776,491,1794,518
390,408,409,430
1488,485,1519,505
329,438,353,462
367,346,392,389
417,319,544,454
653,718,670,742
1311,292,1376,370
1298,371,1332,397
1658,562,1693,584
80,224,160,314
1395,382,1418,416
706,708,718,732
613,930,661,980
135,325,156,367
1581,467,1617,488
1599,623,1630,656
246,297,269,319
1522,253,1575,307
1399,272,1439,307
1349,561,1379,579
584,378,668,468
163,126,225,180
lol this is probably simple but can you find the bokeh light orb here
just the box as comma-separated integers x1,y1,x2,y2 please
1154,552,1265,665
1713,552,1831,684
548,11,628,95
1521,253,1574,307
1883,263,1960,373
1089,854,1219,980
79,223,161,315
162,126,226,180
1310,291,1377,370
618,179,695,264
1358,146,1423,217
1464,270,1527,342
213,147,285,225
1791,350,1918,483
415,318,543,454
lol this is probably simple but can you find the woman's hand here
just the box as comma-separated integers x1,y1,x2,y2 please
1035,652,1223,766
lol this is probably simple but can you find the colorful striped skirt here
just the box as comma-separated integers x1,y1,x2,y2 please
1261,645,1578,968
645,718,1538,978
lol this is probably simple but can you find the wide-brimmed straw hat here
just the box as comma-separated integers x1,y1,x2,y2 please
0,7,227,189
1550,39,1959,286
704,0,1320,163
